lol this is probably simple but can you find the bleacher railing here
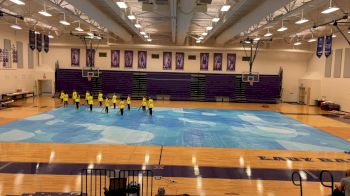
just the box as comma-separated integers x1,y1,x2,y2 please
81,169,153,196
292,171,303,196
320,170,334,196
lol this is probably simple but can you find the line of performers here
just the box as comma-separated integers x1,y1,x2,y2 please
59,90,154,116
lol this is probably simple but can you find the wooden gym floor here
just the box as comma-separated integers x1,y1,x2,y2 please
0,96,349,196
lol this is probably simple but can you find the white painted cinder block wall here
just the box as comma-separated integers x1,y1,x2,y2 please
305,36,350,111
0,24,312,102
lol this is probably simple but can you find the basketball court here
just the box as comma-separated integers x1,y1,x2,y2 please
0,0,350,195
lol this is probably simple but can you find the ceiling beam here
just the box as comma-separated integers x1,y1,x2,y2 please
65,0,133,42
215,0,292,45
176,0,196,45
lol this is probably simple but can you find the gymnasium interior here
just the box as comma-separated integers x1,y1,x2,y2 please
0,0,350,195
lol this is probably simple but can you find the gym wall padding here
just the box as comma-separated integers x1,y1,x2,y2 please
325,53,332,78
333,49,343,78
343,48,350,78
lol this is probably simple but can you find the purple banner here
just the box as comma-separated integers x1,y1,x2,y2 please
124,50,133,68
12,47,18,63
29,30,35,51
138,51,147,69
111,50,120,67
36,33,42,52
200,53,209,71
163,52,172,70
227,53,236,71
175,52,184,70
325,35,332,58
316,36,325,58
213,53,223,71
44,34,49,53
71,48,80,67
86,49,95,67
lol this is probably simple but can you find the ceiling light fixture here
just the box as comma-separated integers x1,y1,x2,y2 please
38,2,52,17
206,26,213,31
10,24,22,30
277,20,288,32
140,31,146,35
48,34,54,39
128,15,136,20
116,1,128,9
75,22,83,32
322,0,339,14
264,28,272,37
196,40,201,43
9,0,25,5
87,32,94,36
295,10,308,24
198,36,204,40
35,31,40,34
308,38,317,42
253,37,260,41
212,17,220,22
135,23,141,28
294,41,302,46
220,5,231,12
144,35,149,38
202,32,208,36
59,13,70,26
10,19,22,30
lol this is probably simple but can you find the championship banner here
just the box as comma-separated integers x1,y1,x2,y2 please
111,50,120,67
316,36,324,58
324,35,332,58
200,53,209,71
138,51,147,69
44,34,49,53
36,33,42,52
29,30,36,51
213,53,223,71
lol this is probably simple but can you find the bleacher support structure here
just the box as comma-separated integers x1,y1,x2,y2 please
56,69,281,103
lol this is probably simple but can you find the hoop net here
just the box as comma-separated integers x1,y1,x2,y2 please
87,76,92,81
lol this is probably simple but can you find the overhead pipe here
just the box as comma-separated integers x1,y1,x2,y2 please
169,0,177,43
176,0,196,45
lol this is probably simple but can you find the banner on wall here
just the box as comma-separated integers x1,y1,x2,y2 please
200,53,209,71
163,52,172,70
175,52,184,70
111,50,120,67
213,53,222,71
324,35,332,58
36,33,42,52
3,49,8,67
44,34,49,53
71,48,80,66
124,50,133,68
138,51,147,69
86,49,95,67
0,49,2,63
12,46,18,63
227,53,236,71
29,30,36,51
316,36,325,58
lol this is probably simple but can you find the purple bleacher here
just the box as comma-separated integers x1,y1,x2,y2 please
56,69,91,97
56,69,281,103
205,74,236,101
245,75,281,103
101,70,133,96
147,73,191,101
